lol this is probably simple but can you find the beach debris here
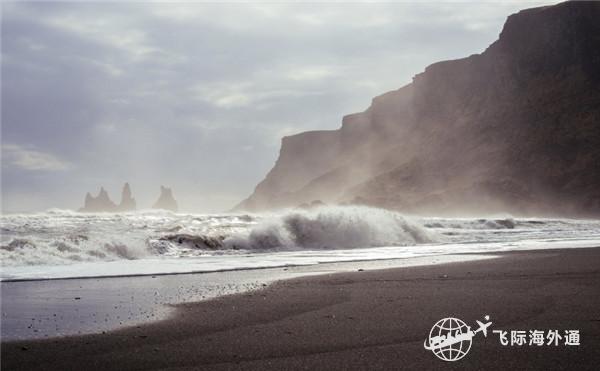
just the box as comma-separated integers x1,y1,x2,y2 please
74,297,81,300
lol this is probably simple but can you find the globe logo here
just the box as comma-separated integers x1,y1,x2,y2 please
424,316,492,362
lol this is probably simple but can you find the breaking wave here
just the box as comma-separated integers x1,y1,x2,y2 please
2,206,600,270
223,206,437,250
0,206,436,266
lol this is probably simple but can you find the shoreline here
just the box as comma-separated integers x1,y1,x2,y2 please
1,253,497,341
0,253,496,283
3,247,600,370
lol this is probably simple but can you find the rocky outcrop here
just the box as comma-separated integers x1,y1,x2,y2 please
152,186,179,212
236,1,600,216
116,183,136,211
79,183,136,212
79,187,117,212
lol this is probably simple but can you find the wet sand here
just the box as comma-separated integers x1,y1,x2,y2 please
0,254,495,341
2,248,600,370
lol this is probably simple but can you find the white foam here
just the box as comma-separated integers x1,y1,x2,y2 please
2,206,600,280
224,206,438,250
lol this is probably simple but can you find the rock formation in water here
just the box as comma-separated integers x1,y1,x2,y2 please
79,183,136,212
152,186,179,212
236,1,600,216
116,182,136,211
79,187,117,212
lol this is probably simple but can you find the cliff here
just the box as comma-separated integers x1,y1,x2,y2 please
236,1,600,216
152,186,179,212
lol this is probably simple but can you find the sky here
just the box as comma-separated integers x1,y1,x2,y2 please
1,1,559,213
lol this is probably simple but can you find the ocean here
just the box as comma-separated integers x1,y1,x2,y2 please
2,205,600,281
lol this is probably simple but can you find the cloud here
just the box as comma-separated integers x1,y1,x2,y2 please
2,144,72,171
190,81,325,109
285,65,339,81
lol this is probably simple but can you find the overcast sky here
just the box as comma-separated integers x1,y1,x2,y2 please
1,1,558,213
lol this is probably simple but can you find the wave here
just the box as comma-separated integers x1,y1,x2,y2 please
3,206,599,269
1,206,437,266
222,206,438,250
424,218,517,230
0,236,151,266
149,206,437,252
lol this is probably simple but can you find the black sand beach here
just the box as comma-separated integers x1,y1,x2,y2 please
2,248,600,370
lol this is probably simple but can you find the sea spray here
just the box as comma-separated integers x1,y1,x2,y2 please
224,206,438,250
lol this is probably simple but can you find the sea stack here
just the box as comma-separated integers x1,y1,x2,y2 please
79,183,137,212
117,182,136,211
78,187,117,212
152,186,178,212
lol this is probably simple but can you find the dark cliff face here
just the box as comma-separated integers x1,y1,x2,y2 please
236,1,600,216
